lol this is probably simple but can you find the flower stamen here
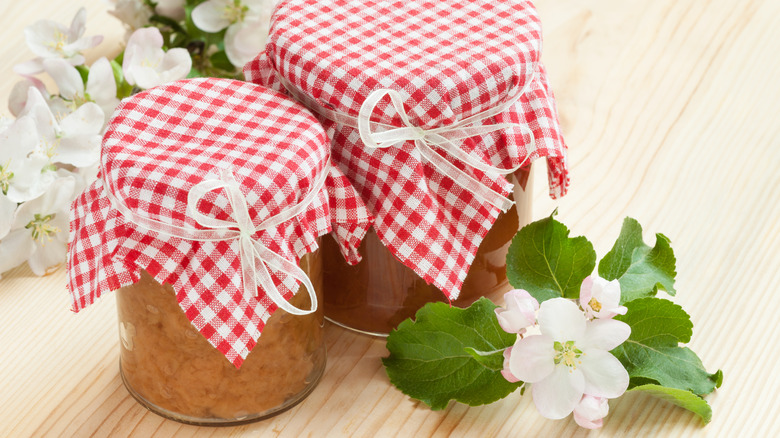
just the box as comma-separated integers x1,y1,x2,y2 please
0,160,13,194
554,340,583,370
588,297,602,312
223,0,249,23
25,213,60,245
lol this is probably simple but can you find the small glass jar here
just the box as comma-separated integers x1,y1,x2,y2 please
116,253,324,425
323,170,533,335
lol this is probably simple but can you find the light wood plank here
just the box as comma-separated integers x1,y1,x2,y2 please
1,0,779,436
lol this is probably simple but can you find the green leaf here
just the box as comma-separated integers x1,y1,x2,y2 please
110,59,134,99
149,14,189,36
75,65,90,83
209,50,236,72
598,217,676,303
463,347,505,371
612,298,721,396
629,384,713,423
506,210,596,303
382,298,522,410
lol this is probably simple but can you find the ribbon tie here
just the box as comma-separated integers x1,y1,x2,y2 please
103,165,329,316
278,74,537,212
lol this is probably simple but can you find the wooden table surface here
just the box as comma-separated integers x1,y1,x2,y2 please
1,0,778,436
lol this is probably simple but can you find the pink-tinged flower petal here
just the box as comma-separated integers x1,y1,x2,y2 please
538,298,586,342
531,366,585,420
8,78,48,116
192,0,233,33
157,48,192,83
579,349,629,398
573,395,608,429
500,347,521,382
68,7,87,41
495,289,538,334
580,318,631,351
224,19,267,68
66,35,104,54
579,275,593,307
508,334,555,383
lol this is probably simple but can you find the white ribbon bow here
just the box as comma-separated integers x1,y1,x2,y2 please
103,165,329,316
278,74,536,212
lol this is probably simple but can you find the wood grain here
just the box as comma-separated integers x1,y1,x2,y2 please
1,0,778,436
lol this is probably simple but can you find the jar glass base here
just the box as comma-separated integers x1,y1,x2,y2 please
119,350,326,426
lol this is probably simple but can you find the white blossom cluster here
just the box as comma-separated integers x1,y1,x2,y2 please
0,6,198,278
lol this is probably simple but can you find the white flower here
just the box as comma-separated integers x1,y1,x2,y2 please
21,87,104,169
573,395,609,429
191,0,271,67
123,27,192,90
580,275,627,319
0,174,75,277
155,0,186,21
43,57,119,124
106,0,153,34
495,289,539,334
507,298,630,420
0,114,54,203
15,8,103,75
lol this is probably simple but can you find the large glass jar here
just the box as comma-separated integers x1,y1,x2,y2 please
323,170,533,335
116,253,324,425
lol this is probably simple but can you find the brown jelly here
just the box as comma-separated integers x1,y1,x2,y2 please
116,254,325,425
323,170,533,335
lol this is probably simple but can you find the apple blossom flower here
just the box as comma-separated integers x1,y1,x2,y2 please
106,0,153,35
15,8,103,75
0,173,75,277
155,0,186,21
506,298,630,420
0,113,54,203
43,57,119,123
573,395,609,429
21,87,104,169
495,289,539,334
191,0,271,67
123,27,192,90
580,275,627,319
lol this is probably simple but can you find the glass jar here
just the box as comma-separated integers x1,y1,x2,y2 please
323,169,533,335
116,253,324,425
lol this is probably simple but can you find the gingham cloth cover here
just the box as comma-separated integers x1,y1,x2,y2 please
244,0,569,298
67,78,372,367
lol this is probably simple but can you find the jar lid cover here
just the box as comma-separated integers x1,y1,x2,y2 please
246,0,569,298
67,78,372,367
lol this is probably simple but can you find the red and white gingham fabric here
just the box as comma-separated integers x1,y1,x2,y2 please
245,0,569,299
67,78,372,367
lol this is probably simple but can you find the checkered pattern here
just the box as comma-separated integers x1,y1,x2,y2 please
245,0,569,298
67,78,372,368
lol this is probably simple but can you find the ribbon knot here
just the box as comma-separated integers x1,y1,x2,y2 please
356,89,536,212
186,168,323,316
